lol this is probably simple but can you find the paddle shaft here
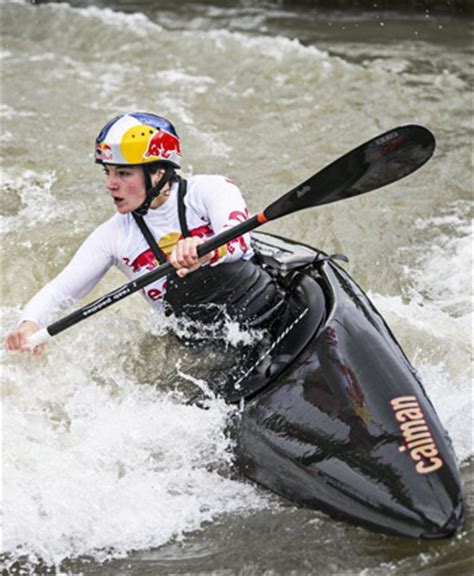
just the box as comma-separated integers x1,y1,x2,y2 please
27,124,435,347
40,214,263,339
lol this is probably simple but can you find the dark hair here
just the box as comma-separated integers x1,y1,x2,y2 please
143,161,178,186
145,161,166,174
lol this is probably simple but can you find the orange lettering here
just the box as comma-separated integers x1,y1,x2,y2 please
406,435,433,449
395,407,424,422
390,396,417,410
410,444,439,461
416,457,443,474
400,420,428,445
391,395,444,475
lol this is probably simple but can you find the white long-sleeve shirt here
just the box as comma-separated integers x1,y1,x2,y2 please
20,175,254,327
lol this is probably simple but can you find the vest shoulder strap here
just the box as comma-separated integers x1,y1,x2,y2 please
132,212,168,265
132,177,190,264
177,178,190,237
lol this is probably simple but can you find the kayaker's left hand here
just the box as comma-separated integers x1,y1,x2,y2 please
170,237,213,278
5,320,46,356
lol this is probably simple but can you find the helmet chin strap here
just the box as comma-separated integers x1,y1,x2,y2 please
133,164,176,217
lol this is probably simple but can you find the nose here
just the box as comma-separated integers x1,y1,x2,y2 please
105,172,119,191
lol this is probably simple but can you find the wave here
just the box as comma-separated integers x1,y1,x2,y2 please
0,309,270,568
369,206,473,462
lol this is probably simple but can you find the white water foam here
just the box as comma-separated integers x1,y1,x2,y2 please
0,168,58,233
410,208,473,315
0,103,35,120
370,206,473,463
46,2,163,38
0,309,269,570
148,311,265,348
0,0,27,5
205,28,332,62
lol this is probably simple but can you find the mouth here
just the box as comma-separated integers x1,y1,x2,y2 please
113,196,125,207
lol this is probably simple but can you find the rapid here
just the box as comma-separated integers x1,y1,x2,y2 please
1,1,472,574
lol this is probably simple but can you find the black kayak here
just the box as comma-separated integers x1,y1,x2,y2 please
231,231,465,539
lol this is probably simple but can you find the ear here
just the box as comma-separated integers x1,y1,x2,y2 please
150,168,165,186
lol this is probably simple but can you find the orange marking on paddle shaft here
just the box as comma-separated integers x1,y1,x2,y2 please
257,211,268,224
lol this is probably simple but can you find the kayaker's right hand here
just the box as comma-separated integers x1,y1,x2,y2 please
170,236,213,279
5,321,45,356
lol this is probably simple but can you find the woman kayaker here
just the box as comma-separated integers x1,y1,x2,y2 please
5,112,283,356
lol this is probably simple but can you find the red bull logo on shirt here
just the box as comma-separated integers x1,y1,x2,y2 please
122,212,249,298
224,210,249,255
124,249,157,273
122,249,163,301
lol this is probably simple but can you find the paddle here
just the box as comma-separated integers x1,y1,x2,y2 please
27,124,435,348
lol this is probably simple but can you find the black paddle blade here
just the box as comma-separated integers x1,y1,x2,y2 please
263,125,436,221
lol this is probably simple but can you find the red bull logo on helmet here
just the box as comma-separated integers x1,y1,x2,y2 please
95,142,113,162
144,130,182,165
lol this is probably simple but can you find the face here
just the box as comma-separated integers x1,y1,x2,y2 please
103,165,146,214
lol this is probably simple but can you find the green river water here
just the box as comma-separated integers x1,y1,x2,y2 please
1,1,472,574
